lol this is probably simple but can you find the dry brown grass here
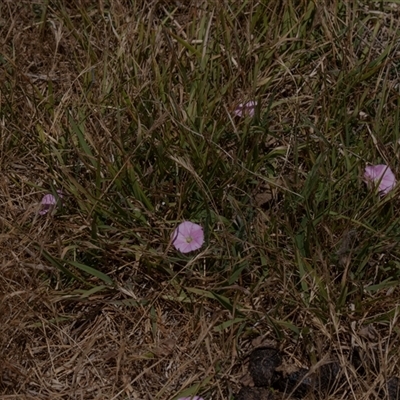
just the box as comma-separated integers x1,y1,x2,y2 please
2,1,400,399
0,273,246,398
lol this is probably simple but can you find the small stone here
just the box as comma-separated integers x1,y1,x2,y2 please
274,367,312,397
249,347,282,387
387,377,400,400
316,362,342,394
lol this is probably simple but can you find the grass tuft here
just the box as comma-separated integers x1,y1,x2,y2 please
2,0,400,398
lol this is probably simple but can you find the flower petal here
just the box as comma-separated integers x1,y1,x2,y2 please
364,164,396,195
39,191,64,215
234,100,257,117
39,194,57,215
171,221,204,253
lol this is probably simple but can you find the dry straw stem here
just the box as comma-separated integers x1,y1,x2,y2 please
2,0,400,399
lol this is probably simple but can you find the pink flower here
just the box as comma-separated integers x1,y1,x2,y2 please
39,190,63,215
233,100,257,117
364,164,396,195
171,221,204,253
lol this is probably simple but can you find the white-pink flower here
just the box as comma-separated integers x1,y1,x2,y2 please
39,190,64,215
364,164,396,195
171,221,204,253
233,100,257,117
